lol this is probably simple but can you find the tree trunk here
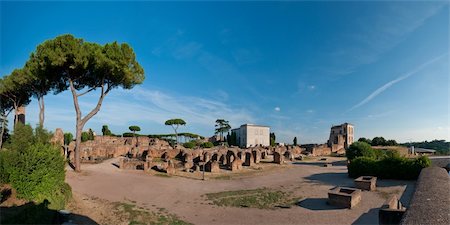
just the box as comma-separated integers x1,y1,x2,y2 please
13,103,19,127
69,79,109,172
0,113,7,149
38,96,45,127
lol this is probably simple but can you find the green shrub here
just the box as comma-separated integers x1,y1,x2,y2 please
8,142,66,206
346,141,376,161
347,157,378,178
46,182,72,210
201,142,214,148
64,132,73,145
81,131,90,142
348,155,430,180
7,123,34,152
183,141,196,149
0,150,13,184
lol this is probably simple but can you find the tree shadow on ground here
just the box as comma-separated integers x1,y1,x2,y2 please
296,198,346,210
351,208,379,225
0,200,98,225
304,172,354,187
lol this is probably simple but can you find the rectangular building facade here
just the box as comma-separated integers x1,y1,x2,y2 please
232,124,270,148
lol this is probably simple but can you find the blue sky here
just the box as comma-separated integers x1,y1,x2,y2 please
1,1,449,144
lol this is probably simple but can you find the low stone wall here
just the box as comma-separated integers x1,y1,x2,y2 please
400,167,450,225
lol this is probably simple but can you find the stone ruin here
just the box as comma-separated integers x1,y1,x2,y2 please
57,132,337,176
328,187,362,209
118,142,309,175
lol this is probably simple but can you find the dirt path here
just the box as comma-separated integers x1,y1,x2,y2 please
66,158,415,225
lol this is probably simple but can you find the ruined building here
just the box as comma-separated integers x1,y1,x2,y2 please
14,106,26,125
328,123,354,153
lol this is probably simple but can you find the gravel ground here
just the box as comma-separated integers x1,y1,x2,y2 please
66,157,415,225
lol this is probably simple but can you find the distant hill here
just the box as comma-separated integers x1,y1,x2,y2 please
401,140,450,155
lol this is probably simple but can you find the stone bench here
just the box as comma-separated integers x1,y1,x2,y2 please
355,176,377,191
328,187,361,209
378,195,406,225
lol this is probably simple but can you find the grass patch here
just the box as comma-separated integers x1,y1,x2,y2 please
205,188,301,209
154,173,171,178
213,175,232,180
114,202,192,225
152,158,164,163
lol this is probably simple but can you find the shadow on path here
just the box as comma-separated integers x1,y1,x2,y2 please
304,172,354,187
351,208,379,225
1,200,99,225
297,198,346,210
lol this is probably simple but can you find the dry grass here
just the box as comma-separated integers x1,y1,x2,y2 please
205,188,301,209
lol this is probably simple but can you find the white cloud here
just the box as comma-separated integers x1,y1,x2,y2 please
348,53,447,111
274,107,281,112
13,86,255,137
307,85,316,90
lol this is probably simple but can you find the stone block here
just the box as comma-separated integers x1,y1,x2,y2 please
378,195,406,225
328,187,361,209
231,158,243,171
355,176,377,191
273,152,284,164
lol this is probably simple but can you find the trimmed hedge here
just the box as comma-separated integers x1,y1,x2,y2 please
348,155,431,180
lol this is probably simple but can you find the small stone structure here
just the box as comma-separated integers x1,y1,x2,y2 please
231,158,243,171
205,161,220,173
328,187,361,209
273,152,284,164
355,176,377,191
379,195,406,225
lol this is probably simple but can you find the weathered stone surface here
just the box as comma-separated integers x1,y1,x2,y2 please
400,167,450,225
166,160,176,174
273,152,284,164
205,161,220,173
379,195,406,225
328,187,361,209
50,128,64,146
243,152,254,166
252,150,261,164
354,176,377,191
231,158,243,171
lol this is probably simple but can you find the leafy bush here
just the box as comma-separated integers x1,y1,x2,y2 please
0,149,13,184
3,124,70,209
102,125,112,136
347,157,378,178
46,182,72,210
7,123,34,152
348,155,430,180
346,141,376,161
201,142,214,148
81,131,90,142
64,132,73,145
183,141,196,149
8,143,66,203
